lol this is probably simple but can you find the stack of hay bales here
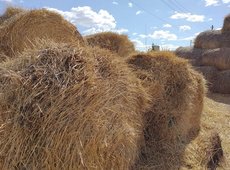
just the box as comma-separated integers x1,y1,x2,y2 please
0,8,84,61
0,6,220,170
0,40,150,169
175,14,230,94
126,51,206,169
84,32,135,57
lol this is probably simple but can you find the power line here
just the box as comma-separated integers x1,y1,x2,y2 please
171,0,191,13
129,0,180,27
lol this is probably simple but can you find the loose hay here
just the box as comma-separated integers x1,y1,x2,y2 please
194,30,222,49
175,46,203,66
0,41,150,169
183,131,224,170
0,7,25,25
0,8,84,59
126,51,206,169
222,13,230,33
84,32,135,57
201,48,230,70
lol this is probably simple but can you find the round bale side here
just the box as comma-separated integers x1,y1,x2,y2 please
201,48,230,70
195,66,218,92
84,32,135,57
127,51,206,169
194,30,222,49
0,9,84,59
222,14,230,33
0,41,150,169
126,51,205,143
175,46,203,66
213,70,230,94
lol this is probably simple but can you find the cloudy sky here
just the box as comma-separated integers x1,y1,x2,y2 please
0,0,229,50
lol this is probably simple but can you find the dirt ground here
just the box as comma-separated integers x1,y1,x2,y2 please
202,93,230,168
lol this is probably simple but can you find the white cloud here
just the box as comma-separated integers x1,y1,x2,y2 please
83,28,128,35
151,26,158,30
139,34,148,38
163,24,172,28
131,39,151,51
205,0,219,6
179,25,191,31
208,18,213,21
45,7,129,35
160,44,179,51
128,2,133,7
149,30,177,40
0,0,12,2
132,32,138,36
136,10,144,15
170,11,205,22
180,36,195,41
112,1,118,5
222,0,230,3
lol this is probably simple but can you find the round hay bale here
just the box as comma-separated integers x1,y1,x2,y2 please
0,9,84,59
201,48,230,70
221,32,230,47
84,32,135,57
0,41,150,169
127,51,206,169
0,7,25,25
175,46,203,66
126,51,205,142
194,30,222,49
195,66,218,92
213,70,230,94
222,14,230,33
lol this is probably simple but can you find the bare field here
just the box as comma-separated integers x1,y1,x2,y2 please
203,93,230,168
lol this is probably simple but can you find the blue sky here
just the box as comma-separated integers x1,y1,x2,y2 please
0,0,229,50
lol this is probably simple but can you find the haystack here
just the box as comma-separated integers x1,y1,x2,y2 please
221,32,230,47
222,13,230,33
0,7,24,25
0,8,84,59
0,41,150,169
194,30,222,49
84,32,135,57
195,66,218,92
213,70,230,94
183,131,224,170
175,46,203,66
127,51,206,169
201,48,230,70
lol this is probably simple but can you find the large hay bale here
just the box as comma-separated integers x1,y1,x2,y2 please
0,41,150,169
194,30,222,49
127,51,206,169
222,13,230,33
195,66,218,92
183,131,224,169
0,8,84,59
221,32,230,47
84,32,135,57
213,70,230,94
175,46,203,66
201,48,230,70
